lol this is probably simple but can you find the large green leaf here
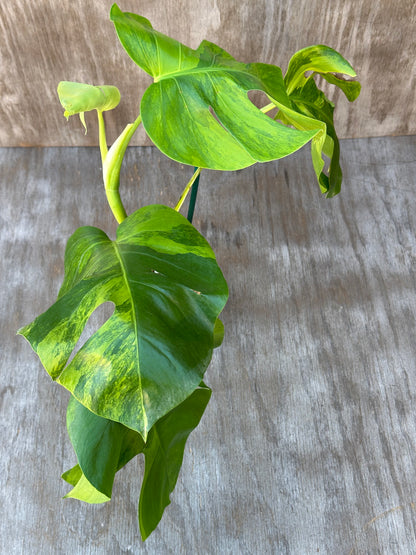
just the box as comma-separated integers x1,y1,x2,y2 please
139,383,211,540
18,205,228,439
110,4,316,171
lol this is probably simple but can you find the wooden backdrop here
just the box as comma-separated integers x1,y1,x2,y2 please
1,0,415,147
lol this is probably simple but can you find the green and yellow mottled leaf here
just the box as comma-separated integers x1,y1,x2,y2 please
279,44,361,196
110,4,316,171
18,205,228,439
284,44,358,94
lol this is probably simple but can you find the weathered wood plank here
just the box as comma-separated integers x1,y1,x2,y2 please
0,1,415,147
1,136,416,553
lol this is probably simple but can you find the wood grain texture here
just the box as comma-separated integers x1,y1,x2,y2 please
0,0,415,147
2,136,416,552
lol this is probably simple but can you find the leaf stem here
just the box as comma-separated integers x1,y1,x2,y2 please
97,110,108,161
187,167,200,223
175,167,201,212
101,113,142,224
260,102,276,114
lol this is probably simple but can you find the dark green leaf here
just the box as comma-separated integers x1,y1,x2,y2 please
213,318,225,348
18,205,228,439
66,395,145,497
62,384,211,539
110,4,316,171
139,383,212,540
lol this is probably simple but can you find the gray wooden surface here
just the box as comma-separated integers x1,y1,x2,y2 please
1,0,415,147
2,135,416,553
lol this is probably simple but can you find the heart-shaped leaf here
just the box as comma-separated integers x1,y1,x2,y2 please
110,4,316,171
19,205,228,439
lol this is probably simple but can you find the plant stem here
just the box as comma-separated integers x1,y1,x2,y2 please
97,110,108,161
260,102,276,114
187,167,200,223
175,167,201,212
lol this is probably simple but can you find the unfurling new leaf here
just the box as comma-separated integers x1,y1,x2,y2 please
57,81,121,131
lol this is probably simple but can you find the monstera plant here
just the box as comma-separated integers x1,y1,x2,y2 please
18,3,360,540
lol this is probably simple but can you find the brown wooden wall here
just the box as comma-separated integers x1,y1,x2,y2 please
1,0,415,147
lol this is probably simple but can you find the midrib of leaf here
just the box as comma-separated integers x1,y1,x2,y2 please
112,241,148,439
154,65,261,84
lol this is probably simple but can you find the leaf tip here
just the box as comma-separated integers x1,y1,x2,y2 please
110,3,122,20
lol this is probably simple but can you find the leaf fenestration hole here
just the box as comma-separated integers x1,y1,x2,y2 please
247,90,277,118
66,302,115,366
208,106,228,132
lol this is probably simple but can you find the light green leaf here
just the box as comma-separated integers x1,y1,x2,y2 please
284,44,357,94
18,205,228,439
58,81,121,117
62,465,111,504
110,4,316,171
280,45,360,196
57,81,120,131
139,383,211,540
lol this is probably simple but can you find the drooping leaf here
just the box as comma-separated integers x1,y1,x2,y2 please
139,383,211,540
57,81,121,132
62,384,211,540
18,205,228,439
278,45,360,196
284,44,358,94
66,395,145,497
110,4,317,171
